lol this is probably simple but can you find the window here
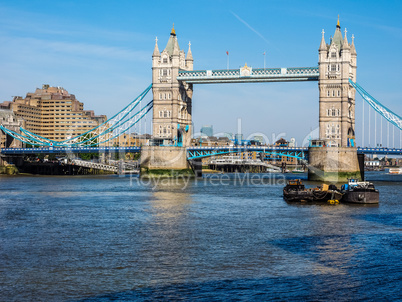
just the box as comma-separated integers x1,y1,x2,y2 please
332,90,335,97
331,64,336,71
162,69,168,76
327,91,330,97
163,57,168,64
331,52,336,58
337,90,340,97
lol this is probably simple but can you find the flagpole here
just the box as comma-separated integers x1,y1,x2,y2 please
226,51,229,70
263,51,266,69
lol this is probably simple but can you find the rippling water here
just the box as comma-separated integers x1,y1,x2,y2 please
0,172,401,301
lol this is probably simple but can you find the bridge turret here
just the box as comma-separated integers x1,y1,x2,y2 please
350,35,357,82
318,17,357,148
186,42,194,70
151,25,193,147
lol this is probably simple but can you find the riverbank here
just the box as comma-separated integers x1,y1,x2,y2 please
0,162,114,176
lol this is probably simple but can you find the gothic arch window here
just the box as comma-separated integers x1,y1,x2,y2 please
332,90,335,97
337,90,340,97
327,90,330,97
338,109,340,116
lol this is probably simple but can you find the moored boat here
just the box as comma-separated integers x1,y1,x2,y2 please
388,168,402,175
283,179,343,202
341,179,379,204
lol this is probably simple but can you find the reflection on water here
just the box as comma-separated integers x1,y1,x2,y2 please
0,173,401,301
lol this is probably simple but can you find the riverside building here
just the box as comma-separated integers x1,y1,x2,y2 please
0,84,107,141
0,109,24,149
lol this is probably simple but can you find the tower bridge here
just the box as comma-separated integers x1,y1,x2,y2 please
149,19,357,150
1,18,402,180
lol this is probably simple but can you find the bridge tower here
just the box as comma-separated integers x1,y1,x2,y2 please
151,25,193,147
318,17,357,147
309,18,361,182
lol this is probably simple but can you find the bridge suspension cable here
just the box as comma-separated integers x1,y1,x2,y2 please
349,79,402,148
0,84,153,148
350,79,402,131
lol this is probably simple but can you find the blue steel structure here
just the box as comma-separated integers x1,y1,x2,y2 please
186,146,308,160
177,67,319,84
1,147,141,155
2,146,402,159
0,85,153,148
0,74,401,157
350,79,402,130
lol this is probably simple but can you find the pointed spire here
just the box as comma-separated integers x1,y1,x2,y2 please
342,28,350,49
350,34,356,54
319,29,327,50
153,36,160,57
173,35,179,56
164,25,180,56
186,41,193,60
171,23,176,36
332,16,343,50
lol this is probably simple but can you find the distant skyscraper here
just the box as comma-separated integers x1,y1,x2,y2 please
201,125,213,137
235,133,243,143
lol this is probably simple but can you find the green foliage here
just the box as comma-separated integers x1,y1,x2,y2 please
79,153,98,160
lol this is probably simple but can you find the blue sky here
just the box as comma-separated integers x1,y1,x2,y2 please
0,0,401,147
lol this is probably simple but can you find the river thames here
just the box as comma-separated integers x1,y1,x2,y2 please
1,172,401,301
